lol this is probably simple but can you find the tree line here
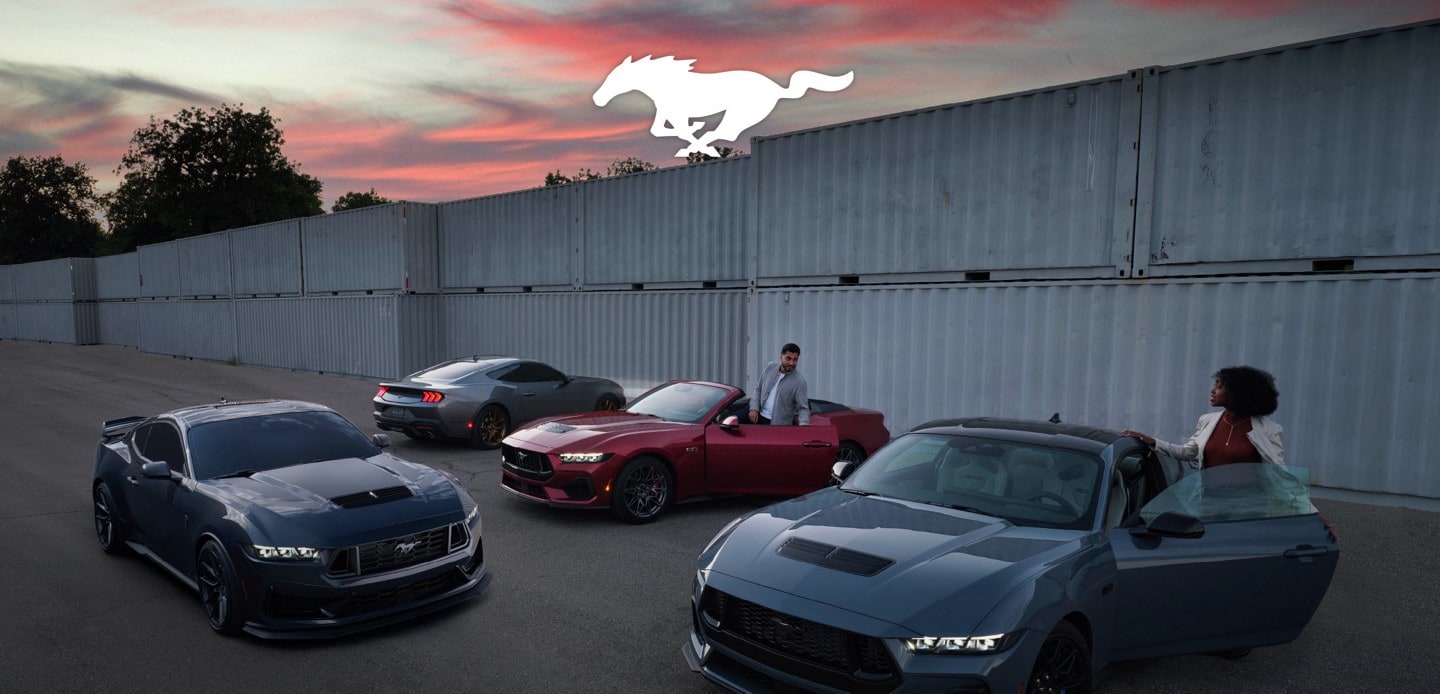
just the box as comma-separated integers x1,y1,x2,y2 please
1,104,741,265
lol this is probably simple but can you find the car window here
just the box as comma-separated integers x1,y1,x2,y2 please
627,382,730,424
507,362,566,383
133,422,186,475
1138,463,1314,524
186,410,379,479
842,433,1103,531
413,360,489,383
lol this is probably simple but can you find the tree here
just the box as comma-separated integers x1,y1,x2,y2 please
0,155,104,263
332,188,391,212
542,157,656,186
686,146,744,164
105,104,323,251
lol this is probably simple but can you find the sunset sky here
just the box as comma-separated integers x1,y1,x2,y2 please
3,0,1437,210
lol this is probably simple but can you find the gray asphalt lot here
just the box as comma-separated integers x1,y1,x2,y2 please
1,340,1436,693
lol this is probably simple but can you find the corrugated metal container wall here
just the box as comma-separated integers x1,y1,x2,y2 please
302,203,439,294
234,296,402,378
232,220,302,296
440,290,746,395
752,273,1440,499
11,302,81,343
138,300,235,362
395,294,443,377
0,303,11,338
96,301,138,347
0,266,13,302
753,75,1138,283
438,188,576,290
138,242,181,298
581,159,750,286
95,253,139,300
177,231,232,297
1140,20,1440,275
11,257,95,301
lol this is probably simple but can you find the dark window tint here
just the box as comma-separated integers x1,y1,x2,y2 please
413,360,489,383
187,410,378,479
505,362,566,383
133,422,186,474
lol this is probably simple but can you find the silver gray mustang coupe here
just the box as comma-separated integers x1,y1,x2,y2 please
92,400,490,638
374,356,625,449
684,417,1339,693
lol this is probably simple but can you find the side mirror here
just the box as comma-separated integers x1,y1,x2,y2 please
141,461,174,480
719,415,741,431
831,460,857,485
372,433,391,448
1130,511,1205,539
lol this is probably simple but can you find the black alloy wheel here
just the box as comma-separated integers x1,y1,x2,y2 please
595,394,623,411
471,404,509,450
93,482,130,555
1028,621,1092,694
610,456,674,523
197,539,245,635
836,441,865,465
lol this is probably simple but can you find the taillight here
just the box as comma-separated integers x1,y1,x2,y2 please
422,391,444,403
376,386,389,397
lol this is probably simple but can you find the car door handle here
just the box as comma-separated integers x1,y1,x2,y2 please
802,441,833,448
1283,545,1330,562
126,476,140,485
520,392,536,397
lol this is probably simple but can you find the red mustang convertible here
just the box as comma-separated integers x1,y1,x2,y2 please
499,380,889,522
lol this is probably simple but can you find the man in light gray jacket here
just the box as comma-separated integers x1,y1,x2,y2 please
748,343,810,425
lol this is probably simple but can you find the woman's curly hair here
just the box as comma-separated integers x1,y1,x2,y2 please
1215,366,1279,417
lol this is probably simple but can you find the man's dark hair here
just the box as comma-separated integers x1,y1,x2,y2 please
781,343,801,356
1215,366,1279,417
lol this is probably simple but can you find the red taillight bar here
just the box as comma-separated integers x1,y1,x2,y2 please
376,386,388,397
422,391,444,403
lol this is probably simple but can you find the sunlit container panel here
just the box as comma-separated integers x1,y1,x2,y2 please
95,253,139,300
177,231,232,297
137,242,181,298
754,76,1138,282
439,188,574,290
581,158,750,286
232,220,302,296
1140,21,1440,275
234,296,425,379
439,290,746,396
303,203,440,294
752,274,1439,500
11,257,96,302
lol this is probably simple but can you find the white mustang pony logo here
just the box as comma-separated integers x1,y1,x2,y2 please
593,56,854,158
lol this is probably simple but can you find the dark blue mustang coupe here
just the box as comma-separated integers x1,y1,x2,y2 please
91,399,490,638
684,418,1339,693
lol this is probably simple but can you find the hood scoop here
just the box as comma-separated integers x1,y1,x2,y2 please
539,422,576,434
777,537,894,577
331,485,412,508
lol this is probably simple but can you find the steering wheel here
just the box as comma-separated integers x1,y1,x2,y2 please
1027,492,1077,514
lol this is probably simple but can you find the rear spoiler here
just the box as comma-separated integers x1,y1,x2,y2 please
100,416,147,443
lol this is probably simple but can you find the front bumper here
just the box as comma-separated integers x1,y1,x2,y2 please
499,443,621,509
233,518,490,639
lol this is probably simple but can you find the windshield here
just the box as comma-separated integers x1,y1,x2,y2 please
188,410,380,479
1139,463,1314,524
625,382,731,424
840,433,1103,530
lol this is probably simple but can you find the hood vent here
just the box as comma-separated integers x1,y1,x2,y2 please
778,538,893,577
331,485,413,508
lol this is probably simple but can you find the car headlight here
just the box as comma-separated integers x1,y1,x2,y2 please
558,452,613,463
250,545,322,561
904,634,1016,654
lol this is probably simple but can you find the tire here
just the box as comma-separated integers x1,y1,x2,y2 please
93,482,131,556
609,456,674,524
836,441,866,465
197,539,245,635
595,394,623,411
1027,621,1092,694
470,404,509,450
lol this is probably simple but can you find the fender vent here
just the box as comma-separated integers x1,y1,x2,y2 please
778,538,893,576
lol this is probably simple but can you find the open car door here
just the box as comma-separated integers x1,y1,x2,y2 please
1106,463,1339,660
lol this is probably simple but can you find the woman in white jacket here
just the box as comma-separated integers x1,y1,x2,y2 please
1123,366,1284,469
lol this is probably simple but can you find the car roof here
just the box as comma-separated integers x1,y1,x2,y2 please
907,417,1122,454
165,399,336,428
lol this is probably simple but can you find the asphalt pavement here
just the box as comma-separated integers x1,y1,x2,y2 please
1,340,1436,693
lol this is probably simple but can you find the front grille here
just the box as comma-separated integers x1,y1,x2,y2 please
502,444,553,480
331,485,413,508
702,589,896,683
351,526,456,575
502,475,547,499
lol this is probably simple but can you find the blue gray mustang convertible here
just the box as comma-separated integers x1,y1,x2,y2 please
684,418,1339,693
91,400,490,638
